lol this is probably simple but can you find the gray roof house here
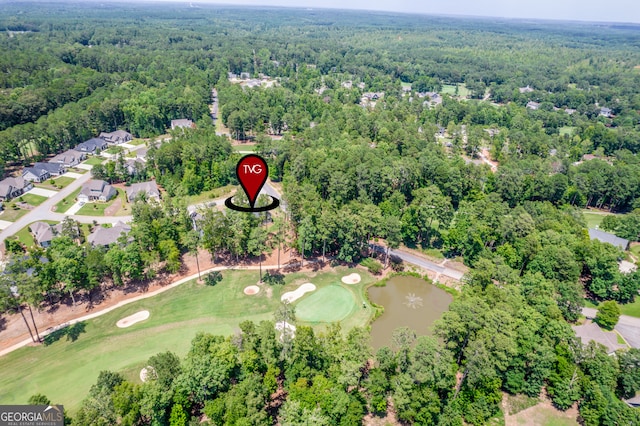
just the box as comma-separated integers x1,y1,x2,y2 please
526,101,540,110
99,130,133,145
75,138,108,153
78,180,117,203
124,159,145,176
30,221,63,248
0,177,32,201
49,149,86,167
588,228,630,251
22,162,66,182
87,221,131,247
599,107,613,118
127,181,160,202
170,119,194,130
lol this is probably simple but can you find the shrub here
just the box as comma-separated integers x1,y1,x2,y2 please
595,300,621,330
390,255,404,272
204,271,222,286
263,271,285,285
361,257,383,274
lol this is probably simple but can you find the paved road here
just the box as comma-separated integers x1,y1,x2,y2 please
582,307,640,348
370,244,464,281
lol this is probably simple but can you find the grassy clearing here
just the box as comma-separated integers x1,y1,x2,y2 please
128,139,147,146
232,144,257,152
441,83,470,97
18,193,47,207
505,393,540,415
582,210,617,229
82,156,105,166
53,188,81,213
183,186,236,206
559,126,576,136
0,267,373,413
296,285,355,323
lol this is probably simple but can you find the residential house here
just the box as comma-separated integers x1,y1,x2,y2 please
99,130,133,145
0,177,32,201
362,92,384,101
419,92,443,106
572,322,627,355
519,85,534,93
78,180,117,203
564,108,576,115
341,80,353,89
526,101,540,110
127,181,160,202
227,72,238,79
124,159,145,176
588,228,630,251
599,107,613,118
49,149,86,168
75,138,108,154
30,221,63,248
240,72,251,79
87,221,131,247
22,162,66,182
170,119,194,130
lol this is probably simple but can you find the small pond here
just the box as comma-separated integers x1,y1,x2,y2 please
368,275,452,349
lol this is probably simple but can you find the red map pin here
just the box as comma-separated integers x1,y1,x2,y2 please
236,154,269,208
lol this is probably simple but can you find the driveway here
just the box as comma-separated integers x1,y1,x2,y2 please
0,220,12,230
64,201,84,215
26,187,58,198
76,164,93,171
64,172,83,179
582,307,640,348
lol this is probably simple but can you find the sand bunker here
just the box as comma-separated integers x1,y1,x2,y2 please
116,310,150,328
275,320,296,339
244,285,260,295
140,365,156,382
341,273,361,284
281,283,316,303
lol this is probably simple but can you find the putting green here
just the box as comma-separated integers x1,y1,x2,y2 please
295,284,356,323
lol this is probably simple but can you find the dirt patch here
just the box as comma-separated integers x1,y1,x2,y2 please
244,285,260,295
103,198,122,216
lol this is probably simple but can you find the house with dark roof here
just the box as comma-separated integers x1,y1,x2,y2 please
75,138,108,153
127,181,160,202
170,119,194,130
22,162,66,182
588,228,630,251
0,177,32,201
99,130,133,145
30,221,63,247
78,180,117,203
49,149,86,168
87,221,131,247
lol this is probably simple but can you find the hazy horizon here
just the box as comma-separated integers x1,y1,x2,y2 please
104,0,640,24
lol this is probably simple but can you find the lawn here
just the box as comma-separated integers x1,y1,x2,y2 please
232,144,257,152
104,146,124,155
82,156,105,166
582,210,617,229
75,189,126,216
0,205,30,222
53,188,81,213
0,267,374,413
620,298,640,318
18,193,47,207
441,83,470,98
35,176,74,190
128,139,147,146
559,126,576,136
183,185,236,206
295,285,356,323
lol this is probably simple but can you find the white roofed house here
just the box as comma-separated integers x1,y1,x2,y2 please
99,130,133,145
126,181,160,202
170,119,194,130
78,180,117,203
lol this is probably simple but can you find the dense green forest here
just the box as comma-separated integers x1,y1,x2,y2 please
2,1,640,425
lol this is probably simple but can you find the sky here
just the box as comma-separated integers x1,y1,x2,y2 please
166,0,639,24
